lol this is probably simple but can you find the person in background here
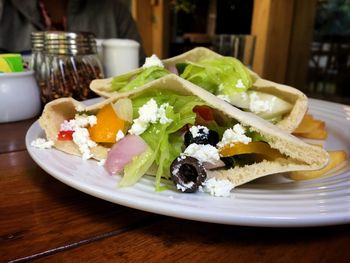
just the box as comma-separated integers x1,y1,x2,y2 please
0,0,146,65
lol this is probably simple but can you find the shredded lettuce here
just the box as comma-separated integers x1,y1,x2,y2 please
180,57,253,95
119,147,155,187
246,129,266,142
119,90,207,191
111,66,169,92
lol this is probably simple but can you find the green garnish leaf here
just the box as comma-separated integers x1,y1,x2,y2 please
111,66,169,92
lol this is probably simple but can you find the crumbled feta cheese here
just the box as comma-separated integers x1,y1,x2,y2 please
31,138,54,149
129,99,158,135
129,99,173,135
171,166,180,177
217,124,252,148
75,114,97,128
157,103,173,124
60,114,97,132
57,114,97,160
87,115,97,126
217,95,231,103
142,54,164,68
235,79,245,89
249,92,275,114
176,181,194,192
129,119,148,135
183,143,220,164
60,119,75,131
116,130,125,141
189,125,209,138
138,99,158,123
75,104,85,112
72,127,97,160
233,123,246,134
203,177,235,197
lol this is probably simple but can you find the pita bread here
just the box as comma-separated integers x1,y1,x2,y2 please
90,47,308,132
40,74,328,188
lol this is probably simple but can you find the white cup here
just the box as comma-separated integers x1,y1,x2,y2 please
102,39,140,77
95,39,104,63
0,71,41,123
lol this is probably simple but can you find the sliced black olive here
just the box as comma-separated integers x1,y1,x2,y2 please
184,127,219,147
170,156,207,193
221,154,257,168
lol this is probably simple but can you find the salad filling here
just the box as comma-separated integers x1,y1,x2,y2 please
53,89,286,195
109,54,292,123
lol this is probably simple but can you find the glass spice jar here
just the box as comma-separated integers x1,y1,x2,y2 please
30,31,44,79
39,31,104,104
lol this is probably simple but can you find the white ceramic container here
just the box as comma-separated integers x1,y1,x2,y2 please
102,39,140,77
0,71,41,123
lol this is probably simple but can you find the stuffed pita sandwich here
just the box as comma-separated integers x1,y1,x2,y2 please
38,74,328,196
90,47,308,132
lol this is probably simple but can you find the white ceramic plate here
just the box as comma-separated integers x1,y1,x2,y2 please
26,98,350,227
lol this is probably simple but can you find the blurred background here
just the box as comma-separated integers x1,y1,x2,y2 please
130,0,350,104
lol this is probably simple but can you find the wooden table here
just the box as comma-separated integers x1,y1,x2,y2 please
1,118,350,263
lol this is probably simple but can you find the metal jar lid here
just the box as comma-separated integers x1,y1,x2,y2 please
43,31,97,55
31,31,45,51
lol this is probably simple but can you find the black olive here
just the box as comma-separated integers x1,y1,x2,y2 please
221,157,236,168
184,127,219,147
170,156,207,193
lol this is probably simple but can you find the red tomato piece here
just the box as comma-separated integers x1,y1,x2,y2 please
58,130,74,140
193,106,214,121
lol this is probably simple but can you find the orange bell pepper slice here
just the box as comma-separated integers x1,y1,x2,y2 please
219,141,283,160
88,103,125,143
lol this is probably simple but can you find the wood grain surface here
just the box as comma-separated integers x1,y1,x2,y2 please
0,118,36,154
